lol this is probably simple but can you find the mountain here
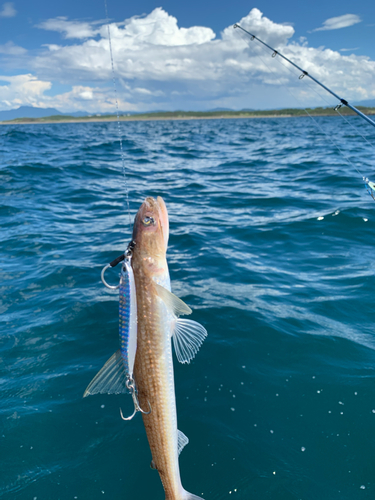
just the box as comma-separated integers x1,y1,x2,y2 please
0,106,63,121
207,107,235,112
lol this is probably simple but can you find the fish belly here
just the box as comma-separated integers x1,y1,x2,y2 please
134,274,184,499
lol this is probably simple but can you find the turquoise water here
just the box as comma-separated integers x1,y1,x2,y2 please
1,116,375,499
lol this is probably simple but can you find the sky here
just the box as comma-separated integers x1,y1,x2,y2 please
0,0,374,113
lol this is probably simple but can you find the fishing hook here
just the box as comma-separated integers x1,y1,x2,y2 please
101,241,136,289
120,378,152,420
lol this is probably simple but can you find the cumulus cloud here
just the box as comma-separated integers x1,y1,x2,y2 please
312,14,361,32
0,74,51,109
2,8,375,112
31,8,293,85
0,2,16,18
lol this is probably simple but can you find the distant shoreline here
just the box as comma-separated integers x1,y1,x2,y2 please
1,107,374,125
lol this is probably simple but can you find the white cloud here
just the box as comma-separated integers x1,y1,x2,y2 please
0,41,26,55
0,74,51,109
0,2,16,18
340,48,359,52
1,8,375,112
312,14,361,32
37,17,99,39
43,85,138,113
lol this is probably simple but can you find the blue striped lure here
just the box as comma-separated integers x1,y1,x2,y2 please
83,243,151,419
119,256,137,382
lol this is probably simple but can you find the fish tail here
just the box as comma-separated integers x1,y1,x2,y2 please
165,490,204,500
183,491,205,500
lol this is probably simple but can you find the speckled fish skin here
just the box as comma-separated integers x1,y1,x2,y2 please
131,196,202,500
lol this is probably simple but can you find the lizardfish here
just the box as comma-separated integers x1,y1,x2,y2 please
84,196,207,500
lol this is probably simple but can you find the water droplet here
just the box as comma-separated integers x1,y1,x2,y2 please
317,216,324,220
301,447,306,452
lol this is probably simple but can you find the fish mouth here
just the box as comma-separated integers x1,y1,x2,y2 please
132,196,169,249
156,196,169,249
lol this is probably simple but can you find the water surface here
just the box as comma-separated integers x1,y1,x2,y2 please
1,116,375,499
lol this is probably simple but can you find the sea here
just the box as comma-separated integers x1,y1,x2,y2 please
1,115,375,500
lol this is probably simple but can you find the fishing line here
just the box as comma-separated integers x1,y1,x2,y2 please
104,0,131,226
234,24,375,199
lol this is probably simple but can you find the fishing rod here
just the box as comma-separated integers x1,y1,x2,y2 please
233,23,375,129
234,23,375,200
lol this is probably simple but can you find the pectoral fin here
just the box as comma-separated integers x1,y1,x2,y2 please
154,283,207,363
83,350,127,397
154,283,192,316
172,318,207,364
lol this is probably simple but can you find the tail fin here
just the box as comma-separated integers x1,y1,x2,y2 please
166,488,204,500
183,491,205,500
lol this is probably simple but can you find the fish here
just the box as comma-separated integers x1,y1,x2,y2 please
84,196,207,500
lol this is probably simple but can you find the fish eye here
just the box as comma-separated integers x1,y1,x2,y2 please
142,216,155,226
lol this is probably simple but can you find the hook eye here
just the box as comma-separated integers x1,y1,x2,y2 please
101,263,120,290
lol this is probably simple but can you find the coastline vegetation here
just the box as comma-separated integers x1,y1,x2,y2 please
1,106,375,124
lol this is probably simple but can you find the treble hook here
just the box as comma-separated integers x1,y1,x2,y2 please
120,378,152,421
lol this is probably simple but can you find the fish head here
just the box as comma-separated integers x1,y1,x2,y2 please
132,196,169,265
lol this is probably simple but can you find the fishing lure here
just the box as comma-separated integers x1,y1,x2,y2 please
233,23,375,201
365,179,375,200
84,242,151,419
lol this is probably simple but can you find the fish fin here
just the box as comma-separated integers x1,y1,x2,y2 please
154,283,192,316
83,350,128,397
182,492,205,500
178,429,189,455
150,460,157,470
172,319,207,364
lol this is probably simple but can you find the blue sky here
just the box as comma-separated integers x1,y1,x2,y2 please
0,0,374,112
